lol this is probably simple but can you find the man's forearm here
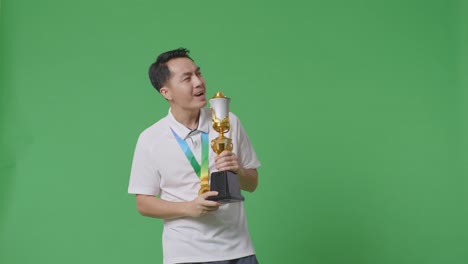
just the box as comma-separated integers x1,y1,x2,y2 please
135,194,189,220
238,168,258,192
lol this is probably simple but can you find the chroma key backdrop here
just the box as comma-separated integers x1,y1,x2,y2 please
1,0,467,263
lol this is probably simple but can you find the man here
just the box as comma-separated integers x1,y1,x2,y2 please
128,48,261,264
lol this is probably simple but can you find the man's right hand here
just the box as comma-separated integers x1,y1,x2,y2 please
185,191,221,217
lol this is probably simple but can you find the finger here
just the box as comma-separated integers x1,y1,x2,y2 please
219,154,238,164
218,150,233,158
201,191,218,199
218,150,229,156
228,166,239,172
202,200,221,208
217,162,237,171
205,207,219,212
209,200,221,206
217,157,237,166
217,163,230,171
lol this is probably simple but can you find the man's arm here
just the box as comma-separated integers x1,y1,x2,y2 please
215,151,258,192
135,191,221,220
237,167,258,192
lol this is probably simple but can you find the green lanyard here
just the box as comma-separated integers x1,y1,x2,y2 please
171,128,209,179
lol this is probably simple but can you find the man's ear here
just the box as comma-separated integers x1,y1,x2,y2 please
160,86,172,101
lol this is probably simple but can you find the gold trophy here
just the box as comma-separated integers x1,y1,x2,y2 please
207,91,244,203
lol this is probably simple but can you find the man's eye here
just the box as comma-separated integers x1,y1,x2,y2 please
183,77,190,81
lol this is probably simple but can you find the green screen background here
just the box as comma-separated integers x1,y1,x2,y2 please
1,0,467,263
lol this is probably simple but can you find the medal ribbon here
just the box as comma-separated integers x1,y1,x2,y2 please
171,128,210,194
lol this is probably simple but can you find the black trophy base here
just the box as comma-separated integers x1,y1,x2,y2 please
207,171,244,203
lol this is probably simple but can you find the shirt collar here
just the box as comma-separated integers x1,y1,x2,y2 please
168,108,210,139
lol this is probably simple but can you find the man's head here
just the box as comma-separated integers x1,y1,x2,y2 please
148,48,207,111
148,48,193,92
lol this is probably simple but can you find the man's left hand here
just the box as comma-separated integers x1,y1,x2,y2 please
215,150,241,174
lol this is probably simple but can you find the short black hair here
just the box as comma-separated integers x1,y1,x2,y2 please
148,48,193,92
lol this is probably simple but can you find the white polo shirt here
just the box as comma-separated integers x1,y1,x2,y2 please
128,107,261,264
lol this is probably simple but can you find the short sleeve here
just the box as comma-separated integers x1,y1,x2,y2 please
128,135,161,196
232,114,261,169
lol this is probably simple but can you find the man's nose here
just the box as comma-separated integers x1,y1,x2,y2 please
193,75,204,86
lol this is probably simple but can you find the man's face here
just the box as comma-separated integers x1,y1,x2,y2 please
160,57,207,112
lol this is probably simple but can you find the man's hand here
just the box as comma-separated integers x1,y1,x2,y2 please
214,150,258,192
215,150,240,173
185,191,221,218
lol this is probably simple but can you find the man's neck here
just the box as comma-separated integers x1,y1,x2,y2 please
170,107,201,130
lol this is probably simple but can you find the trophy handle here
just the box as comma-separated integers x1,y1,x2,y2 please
210,141,215,151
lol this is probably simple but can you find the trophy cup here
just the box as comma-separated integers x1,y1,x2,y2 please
207,91,244,203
